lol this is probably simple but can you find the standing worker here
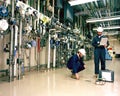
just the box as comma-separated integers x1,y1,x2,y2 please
92,27,109,78
67,49,86,80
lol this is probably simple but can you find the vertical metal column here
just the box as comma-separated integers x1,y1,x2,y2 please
47,31,51,69
33,0,37,70
9,26,14,82
67,33,70,60
52,0,56,68
14,25,18,77
18,20,22,80
9,0,15,82
28,48,31,71
37,0,40,70
28,1,33,71
53,46,56,68
48,29,55,69
37,38,40,70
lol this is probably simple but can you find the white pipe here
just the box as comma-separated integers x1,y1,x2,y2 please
52,0,56,68
9,0,14,82
18,20,22,79
12,0,14,17
14,26,18,46
47,29,56,69
67,42,70,59
93,26,120,30
86,15,120,23
68,0,98,6
14,25,18,77
52,0,54,17
47,33,51,69
53,46,56,68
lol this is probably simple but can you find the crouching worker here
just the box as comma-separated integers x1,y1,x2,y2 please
67,49,86,80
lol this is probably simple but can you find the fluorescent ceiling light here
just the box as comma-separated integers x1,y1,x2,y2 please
93,26,120,30
86,16,120,23
68,0,97,6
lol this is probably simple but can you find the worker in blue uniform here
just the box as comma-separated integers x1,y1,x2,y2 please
92,27,109,77
67,49,86,80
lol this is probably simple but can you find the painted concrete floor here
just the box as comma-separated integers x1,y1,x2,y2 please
0,58,120,96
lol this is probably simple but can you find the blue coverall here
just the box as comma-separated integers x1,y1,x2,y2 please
67,54,85,74
92,35,109,74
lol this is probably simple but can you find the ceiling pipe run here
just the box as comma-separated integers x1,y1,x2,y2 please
68,0,98,6
86,15,120,23
93,26,120,30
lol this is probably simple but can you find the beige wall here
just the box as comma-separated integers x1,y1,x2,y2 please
0,36,50,70
1,35,120,70
109,37,120,54
0,35,9,70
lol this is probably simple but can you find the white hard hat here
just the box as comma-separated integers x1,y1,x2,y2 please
97,27,103,32
78,49,86,56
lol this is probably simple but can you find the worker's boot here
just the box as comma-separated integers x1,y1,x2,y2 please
71,73,79,80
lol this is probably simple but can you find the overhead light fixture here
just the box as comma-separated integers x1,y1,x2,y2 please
86,16,120,23
68,0,98,6
93,26,120,30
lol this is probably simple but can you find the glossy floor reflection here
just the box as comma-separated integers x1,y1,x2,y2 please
0,58,120,96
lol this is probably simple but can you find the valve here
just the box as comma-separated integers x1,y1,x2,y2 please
0,5,9,17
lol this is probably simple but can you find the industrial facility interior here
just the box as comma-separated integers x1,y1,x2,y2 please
0,0,120,96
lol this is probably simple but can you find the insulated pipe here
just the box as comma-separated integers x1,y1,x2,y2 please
18,20,22,80
37,38,40,70
37,0,40,70
28,46,31,71
52,0,56,68
28,12,33,72
52,0,54,17
14,25,18,77
47,0,55,69
33,0,37,70
53,46,56,68
47,33,51,69
58,9,60,21
47,29,56,69
47,0,50,7
9,25,13,82
12,26,16,79
67,37,70,59
9,0,15,82
11,1,14,17
53,31,61,68
47,0,53,12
